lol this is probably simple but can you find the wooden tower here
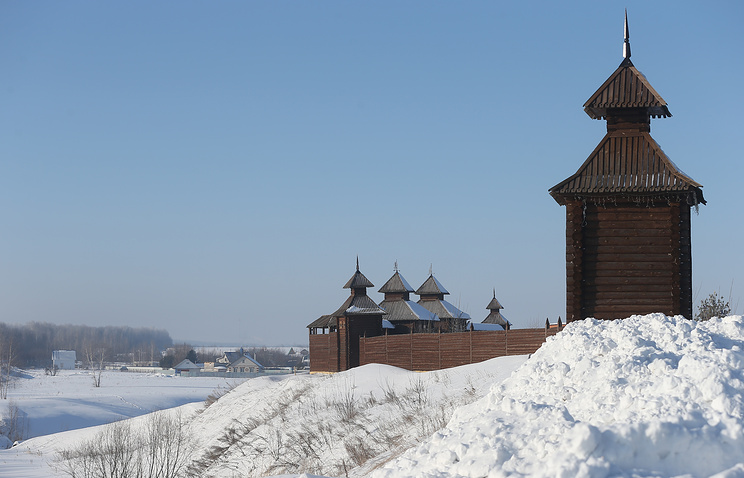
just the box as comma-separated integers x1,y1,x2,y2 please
549,13,705,322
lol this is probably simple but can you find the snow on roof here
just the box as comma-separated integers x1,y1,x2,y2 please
440,300,470,319
406,300,440,321
382,319,395,329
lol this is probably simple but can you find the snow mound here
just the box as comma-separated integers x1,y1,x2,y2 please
373,314,744,478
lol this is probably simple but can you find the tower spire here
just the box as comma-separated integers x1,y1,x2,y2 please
623,9,631,59
356,256,360,272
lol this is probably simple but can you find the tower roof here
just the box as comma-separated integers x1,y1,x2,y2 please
415,274,449,296
379,270,415,294
487,290,503,310
343,258,374,289
549,131,705,205
583,13,669,120
583,58,670,120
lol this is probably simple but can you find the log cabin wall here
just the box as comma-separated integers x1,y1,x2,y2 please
570,200,693,321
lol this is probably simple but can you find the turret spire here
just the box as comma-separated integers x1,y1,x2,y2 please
623,9,631,59
356,256,360,272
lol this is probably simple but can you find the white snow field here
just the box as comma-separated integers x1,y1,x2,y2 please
0,369,237,440
2,314,744,477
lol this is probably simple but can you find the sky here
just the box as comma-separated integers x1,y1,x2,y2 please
1,1,743,347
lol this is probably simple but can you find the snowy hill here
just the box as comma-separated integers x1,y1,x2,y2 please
3,314,744,477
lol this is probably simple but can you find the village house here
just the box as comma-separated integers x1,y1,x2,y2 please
226,355,264,373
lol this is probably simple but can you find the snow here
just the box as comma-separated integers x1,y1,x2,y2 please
0,369,234,439
373,314,744,477
3,314,744,478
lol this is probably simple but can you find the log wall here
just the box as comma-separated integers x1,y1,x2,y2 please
566,202,693,321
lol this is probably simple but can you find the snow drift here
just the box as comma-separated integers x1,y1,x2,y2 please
373,314,744,478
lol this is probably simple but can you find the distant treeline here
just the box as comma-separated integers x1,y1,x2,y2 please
0,322,173,367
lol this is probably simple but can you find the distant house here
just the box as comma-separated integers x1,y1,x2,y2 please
173,359,201,375
52,350,76,370
227,355,263,373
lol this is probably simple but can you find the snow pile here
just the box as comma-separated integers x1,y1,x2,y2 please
373,314,744,478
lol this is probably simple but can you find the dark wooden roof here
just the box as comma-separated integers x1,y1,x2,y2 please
416,275,449,296
379,299,439,322
307,314,336,328
482,310,509,329
379,271,414,294
343,269,374,289
487,296,503,310
550,131,705,205
584,58,670,120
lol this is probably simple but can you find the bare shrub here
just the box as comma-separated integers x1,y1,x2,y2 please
696,292,732,321
203,381,240,409
56,412,193,478
1,400,27,443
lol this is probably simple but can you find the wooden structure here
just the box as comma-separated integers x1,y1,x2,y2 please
308,262,561,373
481,289,511,330
359,320,561,371
307,259,383,372
378,264,439,334
549,13,704,322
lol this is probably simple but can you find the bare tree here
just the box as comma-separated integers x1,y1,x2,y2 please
1,400,28,443
0,335,15,400
57,412,194,478
85,345,107,388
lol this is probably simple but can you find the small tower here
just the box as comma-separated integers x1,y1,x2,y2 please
307,258,384,370
378,263,439,333
482,289,510,330
550,13,704,322
416,268,470,332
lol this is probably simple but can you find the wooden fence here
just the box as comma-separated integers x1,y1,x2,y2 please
359,324,561,371
310,321,563,373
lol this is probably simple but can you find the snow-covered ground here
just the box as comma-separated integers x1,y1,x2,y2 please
0,369,237,441
2,314,744,477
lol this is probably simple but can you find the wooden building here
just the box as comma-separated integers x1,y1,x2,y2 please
416,271,470,332
307,259,384,371
549,14,705,322
378,264,440,334
481,290,510,330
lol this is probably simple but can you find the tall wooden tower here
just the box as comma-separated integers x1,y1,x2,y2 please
549,13,705,322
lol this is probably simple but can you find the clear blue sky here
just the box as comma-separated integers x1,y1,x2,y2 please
2,1,742,346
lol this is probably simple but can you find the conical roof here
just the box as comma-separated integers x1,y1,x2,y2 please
416,274,449,296
379,271,414,294
343,259,374,289
487,296,503,310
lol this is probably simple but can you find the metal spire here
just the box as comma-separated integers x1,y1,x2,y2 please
493,287,496,299
356,256,359,272
429,263,433,276
623,9,631,59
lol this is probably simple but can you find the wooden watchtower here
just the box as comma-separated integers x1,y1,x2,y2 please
549,13,705,322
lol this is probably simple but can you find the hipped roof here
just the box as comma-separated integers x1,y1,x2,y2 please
416,275,449,296
550,131,705,204
379,271,414,294
584,58,670,120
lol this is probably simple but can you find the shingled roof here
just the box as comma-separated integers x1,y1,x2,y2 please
415,274,449,296
550,131,705,205
379,270,414,294
584,58,670,120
